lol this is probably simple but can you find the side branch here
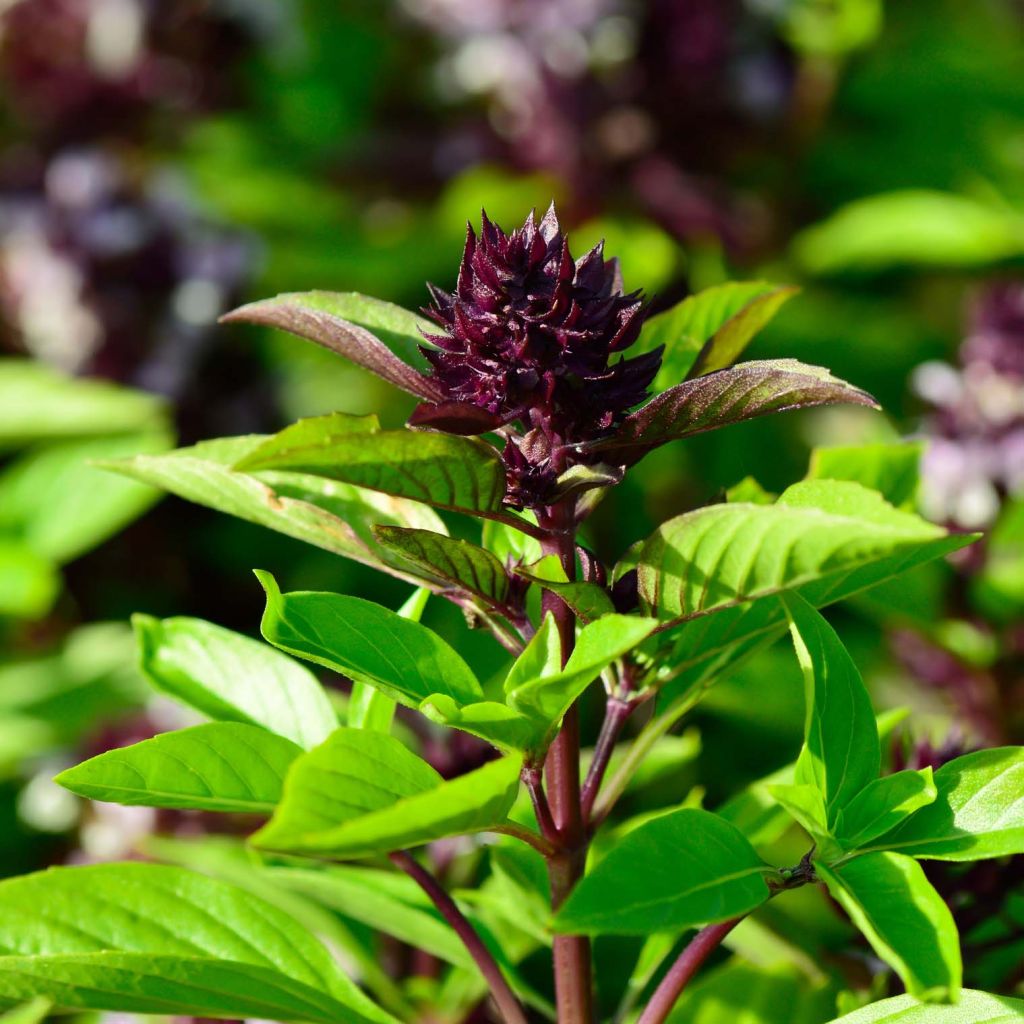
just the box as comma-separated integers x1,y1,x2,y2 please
389,850,529,1024
635,918,742,1024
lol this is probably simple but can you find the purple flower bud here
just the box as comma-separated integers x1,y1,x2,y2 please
415,204,660,508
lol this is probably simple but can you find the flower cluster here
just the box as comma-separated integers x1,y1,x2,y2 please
416,205,661,507
914,282,1024,530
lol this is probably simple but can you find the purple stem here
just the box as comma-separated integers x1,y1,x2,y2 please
390,851,529,1024
636,918,743,1024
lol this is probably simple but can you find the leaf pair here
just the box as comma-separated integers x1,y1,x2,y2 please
257,570,656,754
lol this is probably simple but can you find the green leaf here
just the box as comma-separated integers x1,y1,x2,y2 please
836,769,936,850
784,595,879,821
649,484,974,700
0,359,167,443
134,613,337,750
221,291,441,398
792,191,1024,273
821,989,1024,1024
252,728,442,850
235,427,506,515
0,542,59,620
766,782,829,841
348,587,430,732
638,283,796,387
253,755,520,858
418,695,542,753
639,481,971,622
238,411,381,469
0,998,49,1024
0,431,172,563
508,614,658,728
816,853,961,1002
864,748,1024,861
101,435,446,581
267,866,473,968
257,571,483,708
807,442,924,511
0,862,394,1023
373,527,511,609
504,614,562,694
593,360,876,463
688,286,799,377
553,808,771,935
55,722,301,813
512,559,619,623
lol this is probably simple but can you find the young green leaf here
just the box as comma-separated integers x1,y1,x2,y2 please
418,695,543,753
816,853,961,1003
503,614,561,694
100,436,446,582
784,595,879,822
221,291,441,399
508,614,657,729
688,285,799,377
373,526,511,609
253,756,520,858
766,782,829,842
637,282,796,387
864,748,1024,861
252,728,442,849
134,613,337,749
257,572,483,707
821,989,1024,1024
591,360,876,464
553,808,771,935
348,587,430,732
0,862,394,1024
235,428,506,515
513,564,616,623
55,722,301,813
836,769,936,850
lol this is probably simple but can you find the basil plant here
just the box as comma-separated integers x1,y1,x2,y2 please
5,208,1023,1024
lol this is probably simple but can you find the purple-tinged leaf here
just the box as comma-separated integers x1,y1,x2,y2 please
408,401,506,435
590,359,878,464
221,291,443,401
373,526,511,610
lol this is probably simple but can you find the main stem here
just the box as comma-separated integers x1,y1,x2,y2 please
541,503,593,1024
390,851,529,1024
635,918,742,1024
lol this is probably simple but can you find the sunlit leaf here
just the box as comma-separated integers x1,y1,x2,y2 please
0,863,394,1023
553,808,771,935
817,853,961,1002
257,572,483,708
55,723,301,813
134,613,337,750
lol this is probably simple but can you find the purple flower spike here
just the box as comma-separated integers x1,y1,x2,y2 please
413,204,660,508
